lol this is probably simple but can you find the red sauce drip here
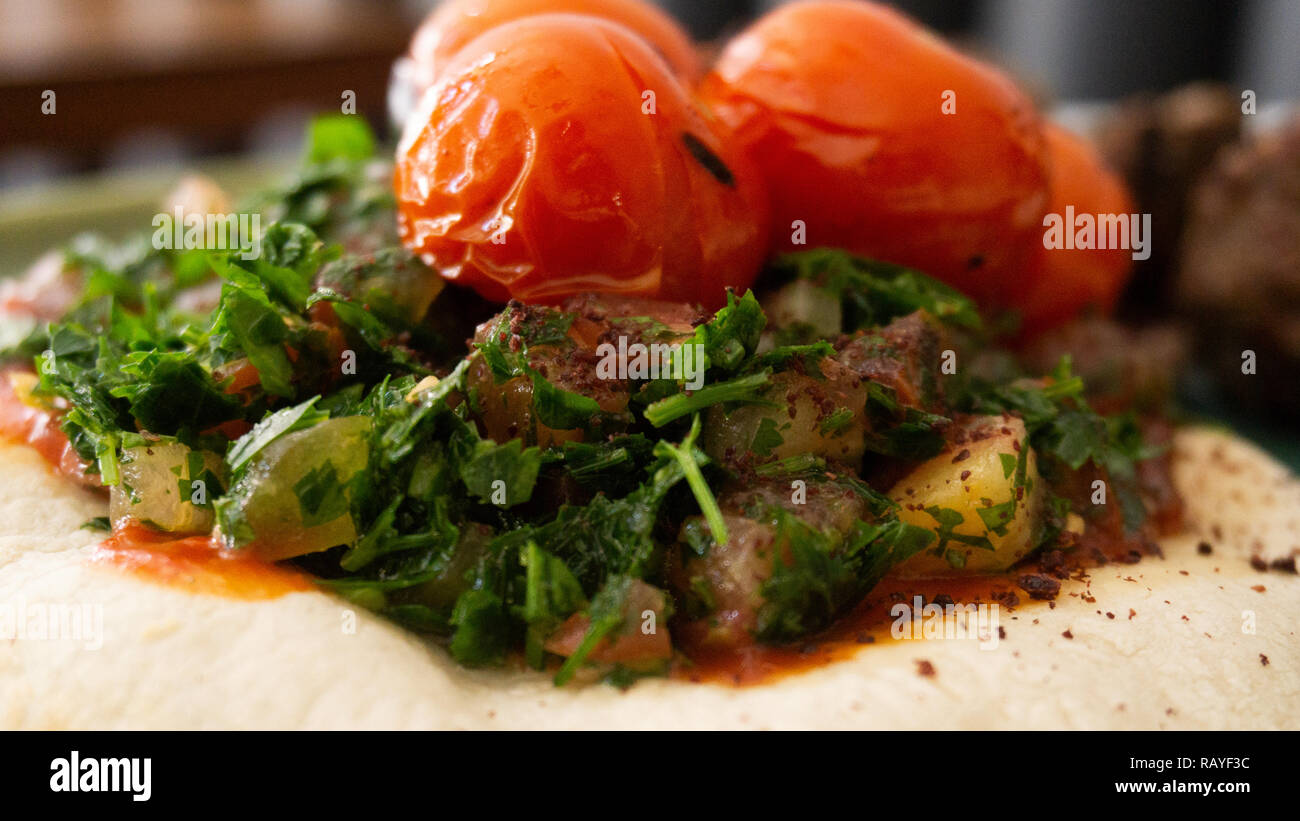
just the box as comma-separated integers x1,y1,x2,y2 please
0,368,305,600
91,521,312,600
674,574,1022,686
0,367,96,486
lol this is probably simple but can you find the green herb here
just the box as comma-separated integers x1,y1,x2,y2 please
756,511,934,641
553,575,634,686
80,516,112,533
530,370,603,430
306,115,377,164
449,589,510,667
975,499,1017,537
775,249,983,332
451,429,542,508
293,461,352,526
818,407,855,437
643,369,771,427
653,415,727,545
862,382,948,460
226,397,328,472
685,289,765,373
968,357,1154,530
521,541,586,670
751,417,785,457
110,350,238,434
923,506,996,553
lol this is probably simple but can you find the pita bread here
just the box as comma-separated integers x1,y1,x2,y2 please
0,426,1295,729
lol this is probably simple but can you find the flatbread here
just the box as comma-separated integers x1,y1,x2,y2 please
0,426,1295,729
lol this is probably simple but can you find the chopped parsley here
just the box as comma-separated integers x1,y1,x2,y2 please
0,116,1169,688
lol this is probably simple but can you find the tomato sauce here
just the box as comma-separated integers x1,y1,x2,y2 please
0,368,97,486
674,573,1026,686
0,369,306,600
91,521,312,600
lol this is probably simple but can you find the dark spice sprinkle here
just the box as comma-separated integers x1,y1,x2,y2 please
1250,555,1268,572
1197,541,1213,555
991,590,1019,608
1260,654,1270,666
681,132,735,187
1270,556,1297,574
1061,629,1073,639
1017,573,1061,601
951,448,971,463
1039,549,1067,578
916,659,936,677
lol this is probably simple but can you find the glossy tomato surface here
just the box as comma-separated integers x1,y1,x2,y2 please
395,14,769,308
1016,123,1135,337
699,0,1049,311
407,0,701,93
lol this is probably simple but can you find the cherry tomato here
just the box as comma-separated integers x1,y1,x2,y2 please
699,0,1049,310
406,0,701,93
395,15,769,308
1015,123,1135,337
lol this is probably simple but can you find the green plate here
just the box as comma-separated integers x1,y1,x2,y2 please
0,156,290,278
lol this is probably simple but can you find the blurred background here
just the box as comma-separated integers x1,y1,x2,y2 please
1,0,1297,191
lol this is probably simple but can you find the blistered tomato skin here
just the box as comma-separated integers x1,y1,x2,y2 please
1015,124,1135,337
699,0,1049,310
395,15,769,309
407,0,702,94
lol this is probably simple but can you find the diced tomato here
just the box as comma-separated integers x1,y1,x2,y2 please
213,358,262,395
545,611,673,664
543,579,673,664
0,252,83,321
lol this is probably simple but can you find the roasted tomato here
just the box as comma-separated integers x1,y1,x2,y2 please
699,0,1049,310
1015,123,1136,337
406,0,701,91
395,15,769,309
